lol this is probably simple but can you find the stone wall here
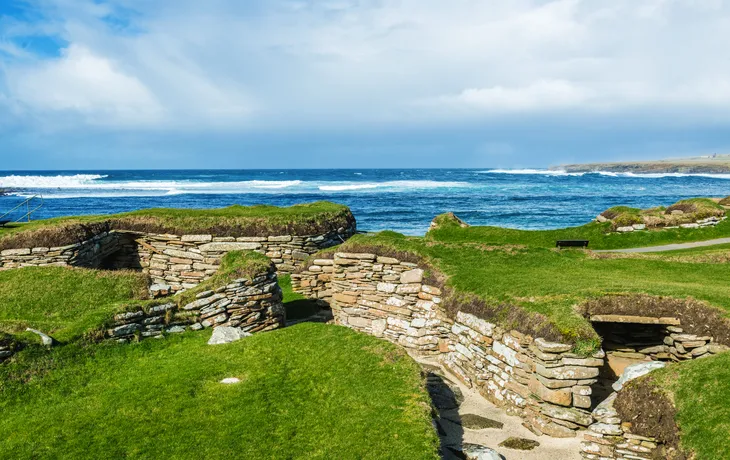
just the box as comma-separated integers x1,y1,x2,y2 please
106,266,284,342
593,318,728,363
580,393,663,460
0,231,123,270
1,224,355,293
292,252,603,438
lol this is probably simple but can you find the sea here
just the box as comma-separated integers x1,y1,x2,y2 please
1,169,730,236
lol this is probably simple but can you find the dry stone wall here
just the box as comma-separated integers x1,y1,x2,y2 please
0,231,123,270
294,251,728,450
580,394,663,460
292,252,603,438
0,224,355,294
106,266,284,342
593,318,728,363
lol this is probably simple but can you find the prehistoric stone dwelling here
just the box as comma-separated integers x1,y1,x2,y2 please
107,264,285,342
0,225,356,293
2,206,729,459
291,251,729,459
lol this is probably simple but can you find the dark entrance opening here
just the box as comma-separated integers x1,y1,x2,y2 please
591,321,673,403
98,233,143,271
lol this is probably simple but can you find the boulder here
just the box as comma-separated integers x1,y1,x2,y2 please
207,326,252,345
25,328,55,347
460,444,504,460
612,361,666,391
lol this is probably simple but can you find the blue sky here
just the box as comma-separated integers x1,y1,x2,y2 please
1,0,730,170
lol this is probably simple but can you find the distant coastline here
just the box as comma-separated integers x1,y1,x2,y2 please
553,154,730,174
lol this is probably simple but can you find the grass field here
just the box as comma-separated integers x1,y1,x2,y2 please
0,267,149,343
0,323,439,460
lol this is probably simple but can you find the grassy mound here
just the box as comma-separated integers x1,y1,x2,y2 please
719,196,730,206
598,198,725,231
615,352,730,460
0,267,149,343
329,228,730,350
427,212,730,251
0,323,438,459
0,201,354,250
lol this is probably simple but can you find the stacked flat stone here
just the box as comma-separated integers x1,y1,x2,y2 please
107,267,284,342
292,251,603,438
663,329,727,359
581,394,660,460
296,252,451,352
0,231,122,270
594,318,727,362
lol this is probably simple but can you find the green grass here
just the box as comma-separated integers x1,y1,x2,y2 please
0,267,149,343
644,353,730,460
0,201,353,250
337,231,730,348
427,214,730,250
279,274,321,320
0,323,439,460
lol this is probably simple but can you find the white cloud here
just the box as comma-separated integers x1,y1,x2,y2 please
6,44,163,125
441,80,593,112
2,0,730,130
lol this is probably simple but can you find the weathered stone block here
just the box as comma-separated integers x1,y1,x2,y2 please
181,235,213,243
198,242,262,252
400,269,424,284
529,378,573,407
536,364,599,380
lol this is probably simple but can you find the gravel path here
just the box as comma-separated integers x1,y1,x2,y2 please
594,237,730,253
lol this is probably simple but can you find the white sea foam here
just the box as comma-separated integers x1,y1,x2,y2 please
479,169,730,179
318,180,469,191
319,184,380,191
1,174,470,198
479,169,584,176
0,174,108,188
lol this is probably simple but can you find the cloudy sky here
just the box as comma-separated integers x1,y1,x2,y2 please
1,0,730,169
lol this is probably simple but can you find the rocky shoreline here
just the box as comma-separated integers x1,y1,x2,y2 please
553,158,730,174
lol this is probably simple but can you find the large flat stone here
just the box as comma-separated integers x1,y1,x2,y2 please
208,326,251,345
536,364,600,380
540,405,593,427
400,268,424,284
529,378,573,407
590,314,680,325
198,242,262,252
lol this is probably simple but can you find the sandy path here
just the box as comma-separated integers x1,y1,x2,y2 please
416,356,583,460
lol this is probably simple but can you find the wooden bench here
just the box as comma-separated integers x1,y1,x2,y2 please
556,240,589,249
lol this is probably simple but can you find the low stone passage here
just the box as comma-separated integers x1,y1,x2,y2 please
418,357,583,460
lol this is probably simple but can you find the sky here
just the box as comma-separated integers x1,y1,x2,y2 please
1,0,730,170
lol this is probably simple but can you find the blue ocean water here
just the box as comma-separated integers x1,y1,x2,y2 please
1,169,729,235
